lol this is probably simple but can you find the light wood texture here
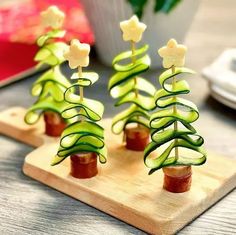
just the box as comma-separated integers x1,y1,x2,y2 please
1,1,236,234
23,119,236,235
0,107,58,147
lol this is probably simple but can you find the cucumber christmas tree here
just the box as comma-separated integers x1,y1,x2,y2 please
144,39,206,193
24,6,70,137
108,15,156,151
51,39,107,179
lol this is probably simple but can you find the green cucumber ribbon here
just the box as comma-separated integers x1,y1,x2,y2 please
37,29,66,47
108,44,155,134
35,42,68,68
25,29,71,125
144,67,206,174
35,29,68,68
24,66,71,125
51,72,107,165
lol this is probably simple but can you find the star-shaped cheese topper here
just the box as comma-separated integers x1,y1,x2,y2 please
41,6,65,29
120,15,146,43
158,39,187,68
64,39,90,69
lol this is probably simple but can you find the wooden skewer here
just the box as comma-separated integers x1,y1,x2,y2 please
131,40,138,94
131,40,140,127
78,66,83,102
172,65,179,160
78,66,84,122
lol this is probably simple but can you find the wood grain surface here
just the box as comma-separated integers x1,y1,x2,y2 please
0,107,56,147
1,0,236,234
22,119,236,235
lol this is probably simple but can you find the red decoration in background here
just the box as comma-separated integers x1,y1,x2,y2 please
0,0,94,86
0,42,38,83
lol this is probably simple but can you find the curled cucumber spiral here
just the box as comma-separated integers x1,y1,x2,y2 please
51,72,107,166
108,44,155,134
144,67,206,175
24,29,70,125
24,65,71,125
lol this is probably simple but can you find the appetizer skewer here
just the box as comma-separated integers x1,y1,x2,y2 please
51,39,107,179
108,16,156,151
144,39,206,193
24,6,70,137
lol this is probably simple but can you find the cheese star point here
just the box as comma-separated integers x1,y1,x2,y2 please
158,38,187,68
41,5,65,29
120,15,146,43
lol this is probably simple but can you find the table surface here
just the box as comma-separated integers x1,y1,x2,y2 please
1,0,236,234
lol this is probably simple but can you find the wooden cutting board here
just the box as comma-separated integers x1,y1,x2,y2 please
0,106,57,147
23,128,236,234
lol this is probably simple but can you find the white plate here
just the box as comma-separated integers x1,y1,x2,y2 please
209,83,236,109
202,48,236,109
